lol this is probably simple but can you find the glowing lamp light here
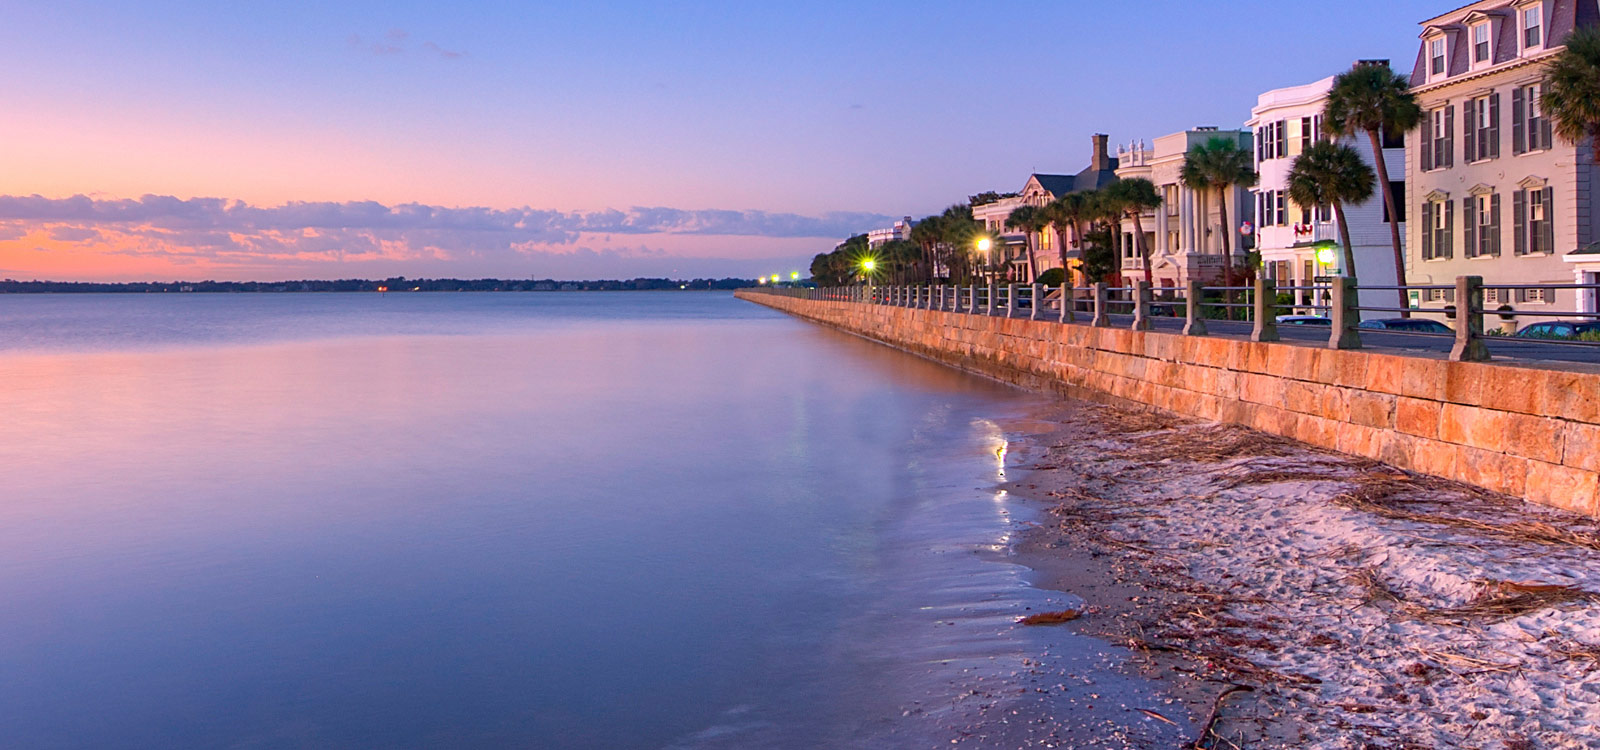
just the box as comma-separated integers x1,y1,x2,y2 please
758,277,768,285
1315,244,1339,266
977,238,993,253
862,259,876,272
790,271,800,281
376,285,388,293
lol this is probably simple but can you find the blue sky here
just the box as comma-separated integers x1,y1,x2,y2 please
0,0,1448,280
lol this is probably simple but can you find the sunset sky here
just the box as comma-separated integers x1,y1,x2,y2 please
1,0,1445,281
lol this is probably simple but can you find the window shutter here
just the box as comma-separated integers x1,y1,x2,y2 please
1541,186,1555,253
1514,189,1527,255
1422,201,1435,259
1516,288,1527,303
1256,128,1264,162
1444,198,1455,258
1277,121,1287,158
1463,197,1477,257
1422,114,1435,171
1490,192,1501,256
1540,111,1553,151
1445,105,1456,167
1463,99,1476,162
1488,93,1501,159
1512,87,1526,155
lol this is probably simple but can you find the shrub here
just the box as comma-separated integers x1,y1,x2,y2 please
1036,268,1066,287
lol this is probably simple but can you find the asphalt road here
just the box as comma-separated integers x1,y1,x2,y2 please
907,302,1600,366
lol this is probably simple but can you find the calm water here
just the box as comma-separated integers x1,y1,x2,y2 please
0,292,1171,749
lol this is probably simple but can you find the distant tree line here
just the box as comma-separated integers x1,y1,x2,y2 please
0,277,759,293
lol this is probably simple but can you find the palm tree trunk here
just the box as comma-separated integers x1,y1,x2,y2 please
1026,233,1039,283
1333,200,1360,311
1132,212,1152,285
1366,128,1408,317
1216,186,1235,317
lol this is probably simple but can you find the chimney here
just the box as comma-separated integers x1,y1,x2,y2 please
1091,134,1110,172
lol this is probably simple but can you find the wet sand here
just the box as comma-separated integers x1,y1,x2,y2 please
995,399,1600,749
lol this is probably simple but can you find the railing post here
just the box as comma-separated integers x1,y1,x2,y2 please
937,285,945,311
1132,280,1153,331
1005,283,1017,318
1029,283,1042,320
986,282,997,316
1328,277,1362,350
967,284,976,313
1252,277,1280,342
1091,282,1110,327
1183,281,1208,336
923,285,932,310
1450,276,1491,362
1059,282,1074,323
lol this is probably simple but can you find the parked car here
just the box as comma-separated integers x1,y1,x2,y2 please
1275,315,1331,326
1513,321,1600,340
1358,318,1453,334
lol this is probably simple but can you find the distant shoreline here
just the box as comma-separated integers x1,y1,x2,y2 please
0,277,761,294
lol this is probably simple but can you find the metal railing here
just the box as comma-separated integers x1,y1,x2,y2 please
747,276,1600,362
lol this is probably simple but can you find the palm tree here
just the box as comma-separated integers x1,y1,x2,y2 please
909,217,943,283
1544,27,1600,163
1005,204,1049,283
1323,62,1422,313
1287,141,1375,283
1105,178,1163,285
1045,192,1094,287
1181,137,1257,291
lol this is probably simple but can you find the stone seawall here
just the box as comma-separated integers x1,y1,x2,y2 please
738,291,1600,517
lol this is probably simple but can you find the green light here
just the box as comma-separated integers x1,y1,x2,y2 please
1316,246,1338,265
862,259,876,272
790,271,800,280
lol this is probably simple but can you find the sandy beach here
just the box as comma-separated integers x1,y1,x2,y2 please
1000,400,1600,749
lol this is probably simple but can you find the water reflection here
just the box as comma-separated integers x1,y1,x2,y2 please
0,294,1080,749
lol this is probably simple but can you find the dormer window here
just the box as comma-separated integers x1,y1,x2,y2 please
1473,23,1491,63
1523,6,1543,49
1430,38,1447,75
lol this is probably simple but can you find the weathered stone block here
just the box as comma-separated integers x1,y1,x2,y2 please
1499,413,1566,465
1410,436,1458,477
1396,397,1442,439
1399,357,1449,401
1543,370,1600,424
1525,460,1600,516
1563,422,1600,474
1454,445,1527,497
1346,391,1396,429
1438,404,1508,453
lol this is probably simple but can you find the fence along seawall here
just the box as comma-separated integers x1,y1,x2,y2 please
736,289,1600,518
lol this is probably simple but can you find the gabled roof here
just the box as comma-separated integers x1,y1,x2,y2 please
1025,164,1121,199
1570,242,1600,256
1029,174,1078,196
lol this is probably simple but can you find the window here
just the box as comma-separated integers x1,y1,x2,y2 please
1421,106,1454,171
1430,38,1447,76
1382,182,1407,223
1484,288,1506,304
1465,94,1499,162
1312,115,1324,144
1428,288,1451,302
1524,6,1543,49
1514,84,1552,153
1473,23,1491,63
1258,191,1287,228
1465,193,1500,258
1299,117,1314,154
1531,187,1550,253
1525,287,1548,304
1422,199,1454,260
1514,186,1554,255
